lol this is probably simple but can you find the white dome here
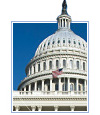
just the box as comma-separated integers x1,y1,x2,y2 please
35,28,87,57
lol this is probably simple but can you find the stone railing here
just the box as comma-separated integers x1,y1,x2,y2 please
13,91,87,96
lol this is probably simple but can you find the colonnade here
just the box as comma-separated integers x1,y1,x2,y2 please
58,18,71,29
22,78,87,94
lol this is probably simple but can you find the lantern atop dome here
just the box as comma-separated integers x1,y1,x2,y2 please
57,0,71,29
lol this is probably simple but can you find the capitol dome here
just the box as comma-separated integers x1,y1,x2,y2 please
35,28,87,57
13,0,87,112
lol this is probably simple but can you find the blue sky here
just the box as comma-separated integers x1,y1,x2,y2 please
13,22,87,90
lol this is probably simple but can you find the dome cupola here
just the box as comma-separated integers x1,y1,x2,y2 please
57,0,71,29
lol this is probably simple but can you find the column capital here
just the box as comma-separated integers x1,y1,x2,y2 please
76,78,79,80
50,78,53,80
42,79,45,81
68,77,70,79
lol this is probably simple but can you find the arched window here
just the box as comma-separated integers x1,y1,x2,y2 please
58,40,60,44
70,60,73,69
44,44,45,47
78,84,82,91
52,41,55,44
49,61,52,69
83,62,85,70
63,39,65,43
43,62,46,70
70,83,74,91
38,63,40,72
56,60,59,68
74,41,76,44
76,61,79,69
48,42,50,46
78,42,81,46
63,59,66,68
68,40,71,44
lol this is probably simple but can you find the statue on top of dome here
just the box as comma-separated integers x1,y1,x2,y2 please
62,0,68,15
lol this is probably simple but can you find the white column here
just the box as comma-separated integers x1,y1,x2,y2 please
70,106,75,111
31,106,36,111
65,19,67,27
32,65,34,74
62,19,63,27
54,106,58,111
29,84,31,91
68,78,70,93
50,78,52,92
35,81,37,91
15,106,20,111
37,106,42,111
42,79,44,91
24,87,26,91
59,77,62,91
76,78,79,94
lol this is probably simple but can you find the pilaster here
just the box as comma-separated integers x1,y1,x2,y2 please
70,106,75,111
15,106,20,111
37,106,42,111
54,106,59,111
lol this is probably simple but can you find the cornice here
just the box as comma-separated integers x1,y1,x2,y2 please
13,96,87,101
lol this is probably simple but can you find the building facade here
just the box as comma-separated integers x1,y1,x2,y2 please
13,0,87,111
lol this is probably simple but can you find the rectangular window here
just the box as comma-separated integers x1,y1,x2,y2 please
38,63,40,72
